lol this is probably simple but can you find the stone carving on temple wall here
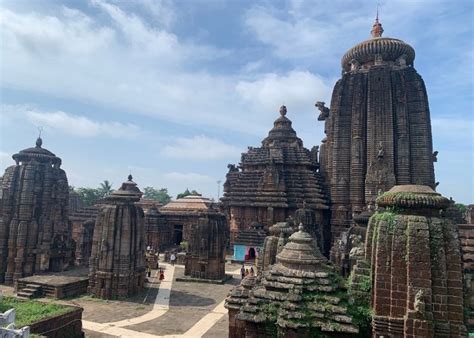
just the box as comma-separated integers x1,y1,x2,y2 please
315,101,329,121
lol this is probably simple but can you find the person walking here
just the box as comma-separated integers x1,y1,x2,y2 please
170,253,176,266
240,264,245,279
250,266,254,276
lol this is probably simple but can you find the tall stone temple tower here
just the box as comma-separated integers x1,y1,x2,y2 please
88,175,146,299
222,105,329,248
317,16,436,239
0,137,72,284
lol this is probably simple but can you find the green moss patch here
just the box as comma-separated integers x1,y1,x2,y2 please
0,297,74,327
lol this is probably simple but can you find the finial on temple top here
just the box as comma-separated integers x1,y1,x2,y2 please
371,4,384,38
279,105,287,116
36,127,43,148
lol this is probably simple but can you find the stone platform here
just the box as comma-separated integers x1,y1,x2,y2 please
175,274,233,285
16,274,89,299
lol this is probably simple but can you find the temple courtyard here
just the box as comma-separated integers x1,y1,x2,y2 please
0,259,243,338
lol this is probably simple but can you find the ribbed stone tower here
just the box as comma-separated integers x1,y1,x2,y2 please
88,175,146,299
318,16,436,239
366,185,466,337
0,137,71,284
222,105,329,248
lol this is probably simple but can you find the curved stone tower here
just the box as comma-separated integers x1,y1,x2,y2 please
366,185,466,337
318,17,436,240
222,105,329,249
0,137,71,284
88,175,146,299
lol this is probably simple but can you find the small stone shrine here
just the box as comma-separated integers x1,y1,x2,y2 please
0,137,72,284
257,221,294,273
222,105,329,246
88,175,146,299
367,185,466,337
179,213,228,283
226,225,359,337
232,222,267,263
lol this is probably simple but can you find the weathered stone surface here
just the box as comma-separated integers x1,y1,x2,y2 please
367,185,467,337
182,212,228,281
0,137,73,284
318,17,436,242
70,206,98,267
226,226,359,337
222,106,329,251
88,175,146,299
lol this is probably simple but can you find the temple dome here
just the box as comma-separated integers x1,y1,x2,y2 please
12,137,61,165
341,17,415,72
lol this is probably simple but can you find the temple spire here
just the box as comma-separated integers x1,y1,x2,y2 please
371,5,384,38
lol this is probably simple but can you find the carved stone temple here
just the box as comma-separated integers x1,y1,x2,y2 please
226,225,359,337
0,137,72,284
180,213,228,283
222,105,329,248
88,175,146,299
317,16,437,240
366,185,466,337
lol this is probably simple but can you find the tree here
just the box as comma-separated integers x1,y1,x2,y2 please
143,187,172,204
177,188,200,199
76,187,102,207
98,180,114,198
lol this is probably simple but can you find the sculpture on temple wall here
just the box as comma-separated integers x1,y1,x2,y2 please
315,101,329,121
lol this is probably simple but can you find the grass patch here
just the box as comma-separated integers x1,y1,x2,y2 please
0,297,74,327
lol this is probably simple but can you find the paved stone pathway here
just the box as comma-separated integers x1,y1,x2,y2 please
83,263,235,337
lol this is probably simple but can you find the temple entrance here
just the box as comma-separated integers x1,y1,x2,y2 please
173,225,183,245
248,247,256,260
49,257,62,272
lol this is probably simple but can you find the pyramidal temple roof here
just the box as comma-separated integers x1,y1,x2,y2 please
222,106,328,210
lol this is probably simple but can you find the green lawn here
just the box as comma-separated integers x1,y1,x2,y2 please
0,297,74,327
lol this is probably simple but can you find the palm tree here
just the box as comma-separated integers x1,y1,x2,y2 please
98,180,113,198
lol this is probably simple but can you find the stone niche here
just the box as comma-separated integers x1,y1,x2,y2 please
88,175,146,299
367,185,467,337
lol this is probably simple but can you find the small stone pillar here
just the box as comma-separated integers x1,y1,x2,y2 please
367,185,467,337
88,175,146,299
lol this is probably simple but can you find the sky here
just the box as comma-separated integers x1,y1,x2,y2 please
0,0,473,203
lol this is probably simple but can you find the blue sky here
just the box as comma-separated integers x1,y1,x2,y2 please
0,0,473,203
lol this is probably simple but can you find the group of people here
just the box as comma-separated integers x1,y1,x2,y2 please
240,264,255,279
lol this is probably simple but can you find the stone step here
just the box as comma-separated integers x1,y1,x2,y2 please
16,291,34,298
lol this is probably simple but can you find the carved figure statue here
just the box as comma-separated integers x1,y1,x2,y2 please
432,151,438,162
350,59,361,71
377,141,384,159
414,289,426,315
315,101,330,121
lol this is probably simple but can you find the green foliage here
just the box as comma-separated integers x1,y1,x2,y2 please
180,241,189,251
455,203,467,214
143,187,172,204
0,297,73,327
75,187,102,207
177,188,200,199
98,180,114,198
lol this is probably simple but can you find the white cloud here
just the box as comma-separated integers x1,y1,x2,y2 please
161,135,241,160
0,151,11,170
236,71,332,114
24,109,142,139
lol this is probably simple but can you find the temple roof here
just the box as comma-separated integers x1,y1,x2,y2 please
341,16,415,71
106,175,142,202
12,137,62,166
222,106,328,210
160,195,218,213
